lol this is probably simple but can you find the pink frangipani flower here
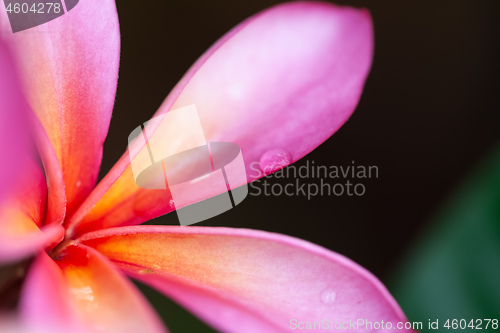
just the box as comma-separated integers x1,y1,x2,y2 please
0,1,414,332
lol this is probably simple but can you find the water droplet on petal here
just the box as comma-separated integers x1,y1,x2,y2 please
259,149,292,176
320,287,336,305
72,286,94,302
138,268,156,275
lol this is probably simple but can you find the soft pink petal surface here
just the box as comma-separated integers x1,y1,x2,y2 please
30,116,66,226
0,225,63,265
19,246,167,333
0,315,69,333
69,1,373,236
19,252,81,333
80,226,410,333
0,157,63,264
0,0,120,218
0,38,64,263
0,38,29,203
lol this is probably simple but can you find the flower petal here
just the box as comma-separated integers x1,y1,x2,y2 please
19,252,81,333
69,2,373,235
30,116,66,226
0,38,64,263
0,158,64,264
0,0,121,217
19,246,167,333
80,226,411,333
0,38,29,203
0,225,64,265
0,315,69,333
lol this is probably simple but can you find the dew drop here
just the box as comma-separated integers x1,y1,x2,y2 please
76,180,82,188
320,287,336,305
259,149,292,176
72,286,94,302
138,268,156,275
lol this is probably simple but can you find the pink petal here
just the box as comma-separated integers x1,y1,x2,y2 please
69,2,374,236
0,315,69,333
30,116,66,226
0,38,64,263
19,252,81,333
0,0,120,218
0,157,64,264
0,225,63,265
19,246,167,333
80,226,411,333
0,38,29,203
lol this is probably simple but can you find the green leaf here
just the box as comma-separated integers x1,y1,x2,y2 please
392,145,500,331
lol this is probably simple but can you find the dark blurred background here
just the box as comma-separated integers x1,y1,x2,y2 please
99,1,500,331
